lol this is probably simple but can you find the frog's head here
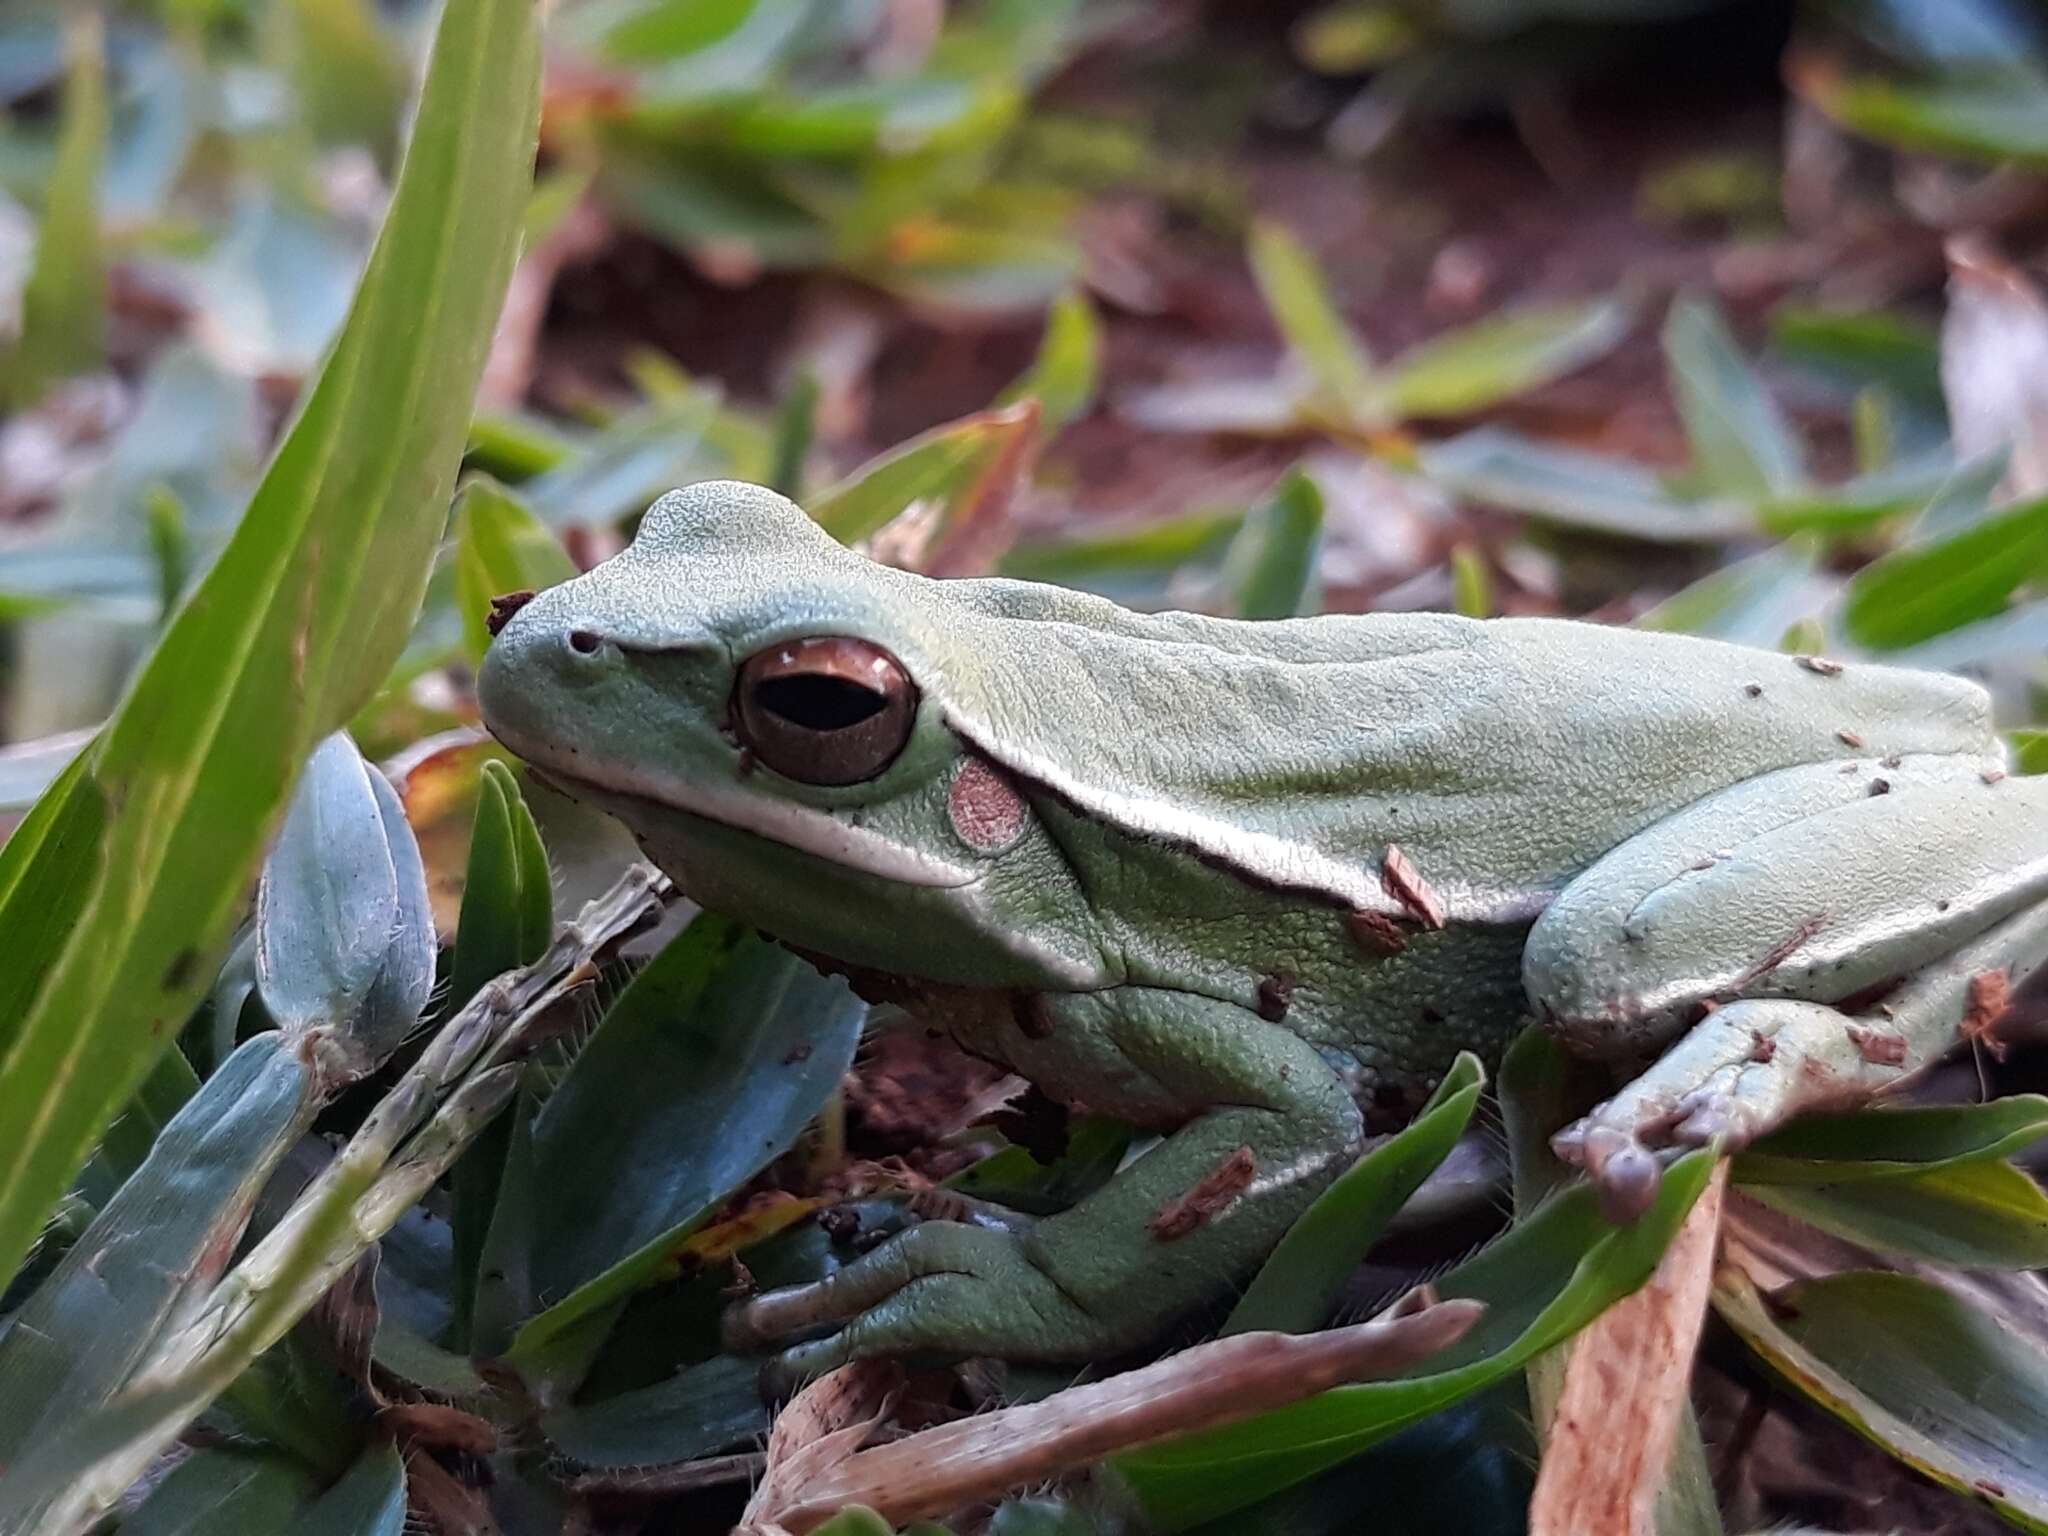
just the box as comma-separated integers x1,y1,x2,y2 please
476,482,1101,984
480,479,965,870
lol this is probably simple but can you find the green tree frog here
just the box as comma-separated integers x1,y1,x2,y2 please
479,481,2048,1383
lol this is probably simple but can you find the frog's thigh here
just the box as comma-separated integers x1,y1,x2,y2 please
1524,757,2048,1058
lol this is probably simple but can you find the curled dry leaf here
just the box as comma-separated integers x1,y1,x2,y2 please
1529,1160,1729,1536
736,1291,1484,1536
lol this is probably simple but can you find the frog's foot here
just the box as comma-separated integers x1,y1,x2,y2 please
723,1220,1118,1395
1554,898,2048,1222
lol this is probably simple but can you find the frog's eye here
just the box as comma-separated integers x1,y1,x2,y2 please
733,637,919,787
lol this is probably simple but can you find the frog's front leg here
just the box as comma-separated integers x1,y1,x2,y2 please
725,988,1363,1386
1525,757,2048,1216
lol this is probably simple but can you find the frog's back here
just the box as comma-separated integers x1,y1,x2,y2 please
924,589,1997,925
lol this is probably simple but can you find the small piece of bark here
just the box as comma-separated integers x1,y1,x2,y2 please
1845,1024,1908,1066
1149,1147,1256,1241
1962,969,2013,1062
1381,845,1448,930
1344,909,1409,955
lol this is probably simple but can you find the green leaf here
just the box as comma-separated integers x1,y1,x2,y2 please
1420,428,1751,543
541,1353,768,1468
1449,544,1490,618
812,1509,897,1536
1716,1268,2048,1528
1384,298,1627,419
1734,1096,2048,1184
997,290,1102,432
254,733,436,1062
4,11,106,409
501,922,865,1383
300,1444,407,1536
945,1115,1133,1217
0,1034,317,1480
119,1448,316,1535
447,760,554,1005
1802,64,2048,167
1225,1053,1482,1336
0,0,542,1300
1770,304,1945,415
1663,295,1804,499
997,509,1243,599
272,0,407,168
1752,1160,2048,1269
1840,488,2048,649
1636,537,1820,647
522,396,732,530
809,401,1040,556
769,369,820,498
445,759,552,1348
452,478,579,666
1248,219,1377,423
1113,1150,1716,1529
1224,469,1324,620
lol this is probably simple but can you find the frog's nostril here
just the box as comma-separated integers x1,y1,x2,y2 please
566,628,604,656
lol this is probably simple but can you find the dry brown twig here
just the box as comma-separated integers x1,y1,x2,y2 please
734,1288,1485,1536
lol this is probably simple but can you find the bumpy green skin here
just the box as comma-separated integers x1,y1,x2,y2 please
479,481,2048,1377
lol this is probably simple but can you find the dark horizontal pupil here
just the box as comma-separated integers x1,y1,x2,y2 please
753,674,888,732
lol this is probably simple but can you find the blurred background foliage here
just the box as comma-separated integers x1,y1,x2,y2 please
7,0,2048,1532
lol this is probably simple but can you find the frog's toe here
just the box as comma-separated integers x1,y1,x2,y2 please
1552,1121,1667,1223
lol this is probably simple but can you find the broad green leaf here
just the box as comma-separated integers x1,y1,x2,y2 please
1893,595,2048,671
1248,219,1377,423
769,369,820,498
1771,304,1945,415
1224,469,1324,620
0,0,542,1300
1734,1096,2048,1184
2016,728,2048,774
1753,452,1990,538
4,12,105,409
522,396,730,530
998,509,1243,599
254,733,436,1063
1840,488,2048,648
0,1033,317,1480
501,921,865,1381
300,1444,407,1536
541,1353,768,1467
1637,537,1820,647
272,0,407,168
1716,1269,2048,1529
811,1509,896,1536
1663,295,1804,499
946,1115,1133,1217
447,760,554,1006
998,290,1102,432
1752,1159,2048,1269
452,478,578,666
1384,298,1627,419
1801,64,2048,166
1449,544,1490,618
809,401,1040,553
1226,1053,1482,1336
119,1448,315,1535
444,760,552,1348
1114,1150,1716,1529
1420,428,1751,543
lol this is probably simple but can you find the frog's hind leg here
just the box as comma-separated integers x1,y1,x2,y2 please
1523,758,2048,1216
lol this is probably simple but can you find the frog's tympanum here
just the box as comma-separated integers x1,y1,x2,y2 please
479,481,2048,1383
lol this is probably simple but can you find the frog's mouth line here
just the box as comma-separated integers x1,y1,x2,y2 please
516,755,984,891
